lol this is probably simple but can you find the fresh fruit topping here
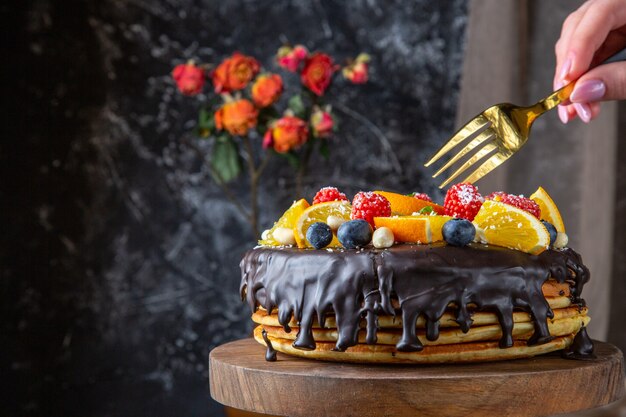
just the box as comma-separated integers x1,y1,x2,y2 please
326,215,346,231
372,227,394,248
541,220,557,246
472,200,550,255
442,219,476,247
485,191,507,201
530,186,566,233
494,193,541,219
418,206,434,215
373,215,453,244
351,192,392,226
443,183,484,221
273,227,296,245
306,222,333,249
554,232,569,249
411,192,433,203
337,219,373,249
312,186,349,205
259,199,310,246
374,190,445,215
294,201,351,248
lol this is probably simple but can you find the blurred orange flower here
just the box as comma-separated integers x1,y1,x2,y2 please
211,52,260,93
251,74,284,108
215,99,259,136
263,116,309,153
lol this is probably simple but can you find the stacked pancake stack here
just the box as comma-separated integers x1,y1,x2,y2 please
250,279,589,364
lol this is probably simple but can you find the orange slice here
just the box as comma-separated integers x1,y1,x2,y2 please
473,200,550,255
374,191,445,215
374,215,453,244
530,186,566,233
258,199,310,246
294,201,351,248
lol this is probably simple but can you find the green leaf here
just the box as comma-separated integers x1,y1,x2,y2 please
288,94,306,119
318,140,330,159
210,135,241,182
196,107,215,138
418,206,434,215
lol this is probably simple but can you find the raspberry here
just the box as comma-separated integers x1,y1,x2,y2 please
312,186,348,205
351,191,391,227
485,191,507,201
411,192,433,202
499,194,541,219
443,183,484,221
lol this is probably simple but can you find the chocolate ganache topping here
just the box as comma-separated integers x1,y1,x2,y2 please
240,243,590,353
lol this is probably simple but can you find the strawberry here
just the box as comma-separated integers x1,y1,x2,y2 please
351,191,391,227
411,192,433,202
443,183,484,221
486,191,541,218
312,186,348,205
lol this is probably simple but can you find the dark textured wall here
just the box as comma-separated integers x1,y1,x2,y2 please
2,1,468,416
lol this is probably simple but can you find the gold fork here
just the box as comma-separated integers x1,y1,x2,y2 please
424,83,574,189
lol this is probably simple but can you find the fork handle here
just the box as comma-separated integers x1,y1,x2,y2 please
539,47,626,111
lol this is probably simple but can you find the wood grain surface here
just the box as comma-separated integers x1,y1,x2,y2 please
210,338,624,417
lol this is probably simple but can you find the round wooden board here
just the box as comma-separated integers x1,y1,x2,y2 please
210,338,624,417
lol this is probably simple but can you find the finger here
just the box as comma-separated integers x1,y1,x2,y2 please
570,61,626,102
589,26,626,67
565,1,626,80
589,102,602,120
554,1,594,84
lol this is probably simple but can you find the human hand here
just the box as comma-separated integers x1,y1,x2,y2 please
554,0,626,123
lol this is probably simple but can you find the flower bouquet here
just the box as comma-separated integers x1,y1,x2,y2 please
172,45,370,238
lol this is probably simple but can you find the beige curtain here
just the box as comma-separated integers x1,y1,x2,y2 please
455,0,620,342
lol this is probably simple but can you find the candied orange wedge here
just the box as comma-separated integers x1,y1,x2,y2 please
374,191,445,215
294,201,351,248
374,215,453,244
258,199,310,246
530,186,566,233
473,200,550,255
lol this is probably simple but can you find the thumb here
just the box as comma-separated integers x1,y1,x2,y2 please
570,61,626,103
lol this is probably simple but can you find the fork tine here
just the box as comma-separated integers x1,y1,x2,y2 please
460,152,511,185
424,115,490,167
432,129,495,178
439,143,497,188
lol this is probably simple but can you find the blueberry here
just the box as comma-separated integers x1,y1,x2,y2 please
306,222,333,249
442,218,476,247
541,220,557,246
337,220,373,249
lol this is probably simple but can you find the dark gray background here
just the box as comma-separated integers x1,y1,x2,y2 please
2,1,468,416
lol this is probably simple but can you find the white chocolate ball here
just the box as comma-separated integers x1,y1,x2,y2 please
554,232,568,249
372,227,394,248
326,215,347,232
261,229,271,240
273,227,296,246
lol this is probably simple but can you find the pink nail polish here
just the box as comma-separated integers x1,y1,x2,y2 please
574,103,591,123
560,54,573,80
570,79,606,103
558,105,569,124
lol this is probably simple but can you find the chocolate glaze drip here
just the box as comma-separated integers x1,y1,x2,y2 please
240,243,590,354
562,328,595,360
261,329,277,361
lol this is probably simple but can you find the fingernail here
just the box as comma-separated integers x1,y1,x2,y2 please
558,105,569,124
574,103,591,123
570,79,606,103
559,54,573,80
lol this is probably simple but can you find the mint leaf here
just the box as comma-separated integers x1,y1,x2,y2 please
418,206,433,214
